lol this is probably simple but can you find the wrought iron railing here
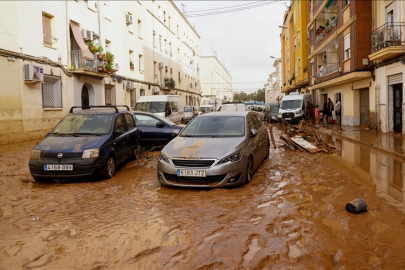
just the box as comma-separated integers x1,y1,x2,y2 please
316,63,338,78
315,16,338,45
70,50,97,71
370,22,404,53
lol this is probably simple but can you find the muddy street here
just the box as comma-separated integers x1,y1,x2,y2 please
1,128,405,269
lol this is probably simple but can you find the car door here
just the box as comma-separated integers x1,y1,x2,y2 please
252,115,267,161
135,114,171,147
113,114,129,164
124,113,139,153
247,115,262,169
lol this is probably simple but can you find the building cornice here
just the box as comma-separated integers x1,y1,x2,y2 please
169,1,201,39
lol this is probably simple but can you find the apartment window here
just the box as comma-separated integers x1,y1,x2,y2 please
297,1,300,16
42,13,53,47
177,48,180,60
169,42,172,56
298,58,301,75
139,54,144,72
153,31,156,47
178,72,181,84
164,39,167,54
105,39,112,54
344,0,349,8
104,1,111,20
129,50,134,70
177,25,179,35
169,16,171,28
105,86,116,106
159,35,162,50
164,11,166,23
138,20,142,37
310,61,314,77
310,28,314,44
294,35,296,51
140,89,145,96
158,6,161,19
130,89,136,109
42,75,62,108
344,34,350,60
298,30,301,46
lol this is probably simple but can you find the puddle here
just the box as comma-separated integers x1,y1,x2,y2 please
288,244,302,258
243,238,261,263
321,218,343,231
368,221,389,234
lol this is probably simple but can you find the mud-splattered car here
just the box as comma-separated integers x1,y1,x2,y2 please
157,111,270,187
29,106,140,181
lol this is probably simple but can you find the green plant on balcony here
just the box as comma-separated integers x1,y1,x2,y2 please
105,51,114,63
88,41,96,53
331,16,336,21
105,62,113,71
164,77,175,88
289,74,295,85
130,61,134,70
325,19,330,27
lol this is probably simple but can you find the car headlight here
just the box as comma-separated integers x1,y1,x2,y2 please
159,152,170,163
30,149,41,159
278,111,281,115
295,110,301,115
82,149,99,159
217,151,242,165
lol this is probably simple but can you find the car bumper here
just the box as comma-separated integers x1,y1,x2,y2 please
29,156,108,179
157,157,247,188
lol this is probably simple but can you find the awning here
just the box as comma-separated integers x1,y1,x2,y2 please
325,0,335,9
69,21,93,60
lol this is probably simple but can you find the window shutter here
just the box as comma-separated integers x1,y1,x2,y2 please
344,34,350,50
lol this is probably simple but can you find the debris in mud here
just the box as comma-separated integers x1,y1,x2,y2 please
279,119,337,154
31,216,40,221
346,198,368,214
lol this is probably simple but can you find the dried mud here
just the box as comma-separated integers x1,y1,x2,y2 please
1,128,405,269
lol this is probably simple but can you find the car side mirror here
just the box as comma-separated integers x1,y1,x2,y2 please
45,132,50,138
156,122,165,128
250,129,258,138
172,129,180,137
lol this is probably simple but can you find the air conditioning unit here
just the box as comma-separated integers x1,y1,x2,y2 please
81,29,93,41
158,62,164,69
322,53,327,61
126,81,134,90
126,14,133,25
152,86,159,94
24,63,44,83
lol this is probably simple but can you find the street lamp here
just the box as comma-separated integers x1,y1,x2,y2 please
270,56,281,60
279,25,298,33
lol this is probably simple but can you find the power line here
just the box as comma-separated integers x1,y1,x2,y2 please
201,81,269,85
185,1,264,14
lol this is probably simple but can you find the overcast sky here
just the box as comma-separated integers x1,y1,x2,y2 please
173,1,289,92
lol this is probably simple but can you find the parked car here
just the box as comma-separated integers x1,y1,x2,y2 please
251,105,265,121
183,106,198,123
264,102,280,123
29,106,140,181
133,111,183,148
218,103,246,112
157,111,270,188
134,95,184,124
278,92,313,123
198,105,215,115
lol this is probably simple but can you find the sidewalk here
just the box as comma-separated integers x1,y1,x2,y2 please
305,122,405,161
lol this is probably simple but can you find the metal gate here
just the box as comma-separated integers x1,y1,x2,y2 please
360,88,369,126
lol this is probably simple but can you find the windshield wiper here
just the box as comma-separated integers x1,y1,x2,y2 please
51,133,78,137
75,133,101,136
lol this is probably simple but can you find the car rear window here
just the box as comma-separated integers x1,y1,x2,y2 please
52,114,114,135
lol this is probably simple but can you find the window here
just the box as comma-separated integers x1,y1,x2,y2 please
344,34,350,60
105,39,112,54
298,58,301,75
298,30,301,46
115,115,127,134
169,42,172,56
177,48,180,60
42,13,53,47
129,50,134,70
294,35,296,51
138,20,142,37
105,86,116,105
310,28,314,44
169,16,171,28
171,102,178,112
344,0,349,8
164,11,166,23
158,6,161,19
178,72,181,84
297,1,300,16
153,31,156,47
164,39,167,54
139,54,144,71
135,114,161,127
42,75,62,108
177,25,179,35
159,35,162,50
104,1,111,20
140,89,145,96
125,113,135,130
130,89,136,109
310,61,314,77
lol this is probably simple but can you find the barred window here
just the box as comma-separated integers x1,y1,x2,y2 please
130,89,136,109
105,86,116,105
42,75,62,108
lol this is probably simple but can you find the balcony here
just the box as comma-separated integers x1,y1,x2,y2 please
315,16,338,45
69,50,109,78
369,22,405,61
316,63,339,83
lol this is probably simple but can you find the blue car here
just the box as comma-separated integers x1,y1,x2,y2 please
29,106,140,181
133,111,183,148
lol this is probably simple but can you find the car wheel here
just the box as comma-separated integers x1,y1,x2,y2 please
265,141,270,159
104,156,115,179
245,157,254,184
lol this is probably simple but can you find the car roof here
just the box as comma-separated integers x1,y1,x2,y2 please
199,111,251,117
69,109,130,115
133,111,160,117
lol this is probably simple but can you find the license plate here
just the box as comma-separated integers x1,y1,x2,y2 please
177,169,206,177
285,118,291,121
44,164,73,171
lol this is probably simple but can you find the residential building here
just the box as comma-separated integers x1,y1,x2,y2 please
0,1,201,144
307,0,373,126
369,0,405,134
280,0,309,95
265,59,283,103
200,56,233,104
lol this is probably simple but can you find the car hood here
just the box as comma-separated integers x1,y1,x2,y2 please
164,136,245,159
34,135,108,152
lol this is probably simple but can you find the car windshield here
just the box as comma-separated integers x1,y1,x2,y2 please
134,102,167,113
198,107,211,112
180,116,245,137
280,100,302,109
184,107,193,112
270,106,279,113
51,114,114,135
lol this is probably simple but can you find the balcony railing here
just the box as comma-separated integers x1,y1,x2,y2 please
317,63,338,78
70,50,97,71
370,22,404,53
315,16,338,45
314,0,324,11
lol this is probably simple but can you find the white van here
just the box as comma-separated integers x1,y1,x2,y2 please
218,103,246,112
278,93,313,123
134,95,184,124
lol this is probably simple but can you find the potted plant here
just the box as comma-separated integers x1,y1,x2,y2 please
331,16,336,21
325,19,330,27
88,41,95,53
105,51,114,63
130,61,134,70
97,46,105,59
105,62,113,72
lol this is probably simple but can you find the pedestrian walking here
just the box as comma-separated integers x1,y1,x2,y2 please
315,105,320,127
323,102,328,127
327,98,334,124
335,98,341,124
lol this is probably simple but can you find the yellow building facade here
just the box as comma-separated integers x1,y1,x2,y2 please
280,0,309,94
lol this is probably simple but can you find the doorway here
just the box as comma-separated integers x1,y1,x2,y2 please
393,83,402,133
81,85,89,109
359,89,369,126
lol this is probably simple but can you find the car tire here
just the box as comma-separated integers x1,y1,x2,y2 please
245,157,254,184
104,156,115,179
265,141,270,159
33,176,50,183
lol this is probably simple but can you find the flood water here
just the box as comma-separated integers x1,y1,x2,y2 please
1,128,405,269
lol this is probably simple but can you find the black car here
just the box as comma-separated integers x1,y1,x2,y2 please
29,106,140,181
264,102,280,123
133,111,183,148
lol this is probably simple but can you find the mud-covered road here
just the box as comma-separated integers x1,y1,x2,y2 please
1,128,405,269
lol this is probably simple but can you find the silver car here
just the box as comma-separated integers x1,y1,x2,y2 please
183,106,198,123
157,112,270,188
